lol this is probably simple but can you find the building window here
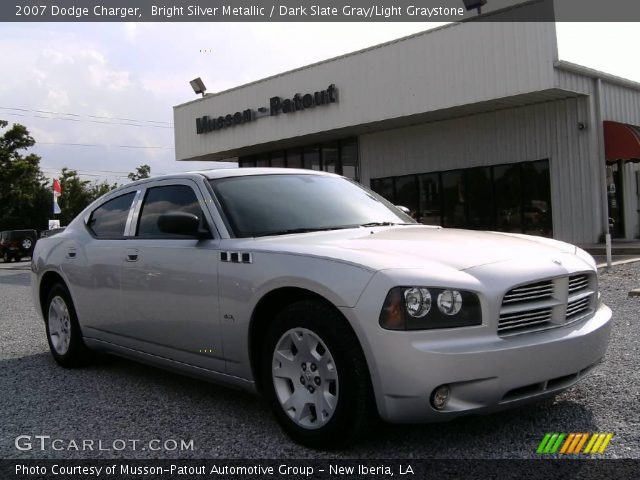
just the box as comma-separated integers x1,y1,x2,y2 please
441,169,466,228
304,145,321,171
270,151,285,168
287,148,303,169
370,159,553,237
255,154,269,167
238,138,360,181
418,173,441,225
341,139,359,180
494,163,522,232
322,143,339,174
394,175,419,219
467,167,494,230
521,160,552,236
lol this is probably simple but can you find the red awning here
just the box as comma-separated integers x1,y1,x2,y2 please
604,121,640,163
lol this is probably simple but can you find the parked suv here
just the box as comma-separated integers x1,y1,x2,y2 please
0,229,37,262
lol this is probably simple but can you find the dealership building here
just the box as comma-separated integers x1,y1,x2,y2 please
173,5,640,244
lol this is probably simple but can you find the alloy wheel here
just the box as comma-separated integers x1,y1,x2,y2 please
271,328,339,429
48,296,71,355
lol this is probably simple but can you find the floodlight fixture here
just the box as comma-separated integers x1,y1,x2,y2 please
190,77,207,97
463,0,487,14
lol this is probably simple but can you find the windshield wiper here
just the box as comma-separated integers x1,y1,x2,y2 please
359,221,412,227
255,226,353,237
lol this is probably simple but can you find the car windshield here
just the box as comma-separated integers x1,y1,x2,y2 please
209,174,415,238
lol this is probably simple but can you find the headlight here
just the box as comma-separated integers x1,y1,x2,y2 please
437,290,462,315
380,287,481,330
404,288,431,317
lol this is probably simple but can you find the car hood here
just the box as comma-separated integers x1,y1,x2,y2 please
243,225,577,271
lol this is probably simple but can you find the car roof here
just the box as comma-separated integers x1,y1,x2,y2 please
121,168,335,189
193,168,335,180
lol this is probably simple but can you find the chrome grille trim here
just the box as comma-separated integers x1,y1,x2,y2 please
568,274,589,293
502,280,553,304
498,308,553,331
499,272,595,336
566,297,590,319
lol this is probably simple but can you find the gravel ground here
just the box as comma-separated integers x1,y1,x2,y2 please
0,263,638,459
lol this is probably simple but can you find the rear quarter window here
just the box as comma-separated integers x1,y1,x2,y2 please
87,192,136,238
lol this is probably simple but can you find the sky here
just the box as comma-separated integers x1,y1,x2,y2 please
1,21,639,185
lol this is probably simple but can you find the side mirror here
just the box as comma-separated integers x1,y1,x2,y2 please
395,205,411,215
157,212,210,238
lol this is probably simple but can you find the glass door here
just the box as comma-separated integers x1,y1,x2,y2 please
606,161,625,238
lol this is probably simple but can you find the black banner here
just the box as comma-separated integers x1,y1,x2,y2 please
2,459,640,480
3,0,640,22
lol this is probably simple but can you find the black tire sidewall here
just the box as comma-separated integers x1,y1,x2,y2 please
261,300,371,449
45,283,89,367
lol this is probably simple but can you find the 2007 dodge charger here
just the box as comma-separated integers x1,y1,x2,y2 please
31,169,612,448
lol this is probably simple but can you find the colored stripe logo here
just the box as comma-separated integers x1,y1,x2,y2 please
536,433,613,454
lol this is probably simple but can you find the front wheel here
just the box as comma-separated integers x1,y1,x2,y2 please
45,283,92,367
261,300,375,449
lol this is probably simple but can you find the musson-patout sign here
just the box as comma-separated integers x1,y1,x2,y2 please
195,84,337,134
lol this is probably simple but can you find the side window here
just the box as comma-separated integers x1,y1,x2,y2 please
88,192,136,238
137,184,205,238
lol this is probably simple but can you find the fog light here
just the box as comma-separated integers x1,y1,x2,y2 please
431,385,450,410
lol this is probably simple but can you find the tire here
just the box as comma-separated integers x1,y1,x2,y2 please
3,252,11,263
261,300,375,449
44,283,92,368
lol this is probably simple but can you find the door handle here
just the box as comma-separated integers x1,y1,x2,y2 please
126,248,139,262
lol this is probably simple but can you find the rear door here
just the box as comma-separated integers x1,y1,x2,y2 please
68,189,139,336
116,179,224,372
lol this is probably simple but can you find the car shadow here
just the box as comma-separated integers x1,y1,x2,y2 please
350,395,601,458
0,351,602,458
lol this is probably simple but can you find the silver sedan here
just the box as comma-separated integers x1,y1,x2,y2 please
31,169,612,448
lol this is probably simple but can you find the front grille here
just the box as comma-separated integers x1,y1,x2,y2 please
502,280,553,304
568,274,589,293
498,272,595,336
500,360,600,403
497,307,553,332
566,296,590,320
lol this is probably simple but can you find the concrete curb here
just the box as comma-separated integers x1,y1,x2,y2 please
597,258,640,269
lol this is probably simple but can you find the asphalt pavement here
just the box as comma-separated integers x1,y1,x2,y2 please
0,264,638,459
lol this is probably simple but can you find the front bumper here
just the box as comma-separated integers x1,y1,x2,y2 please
344,282,612,423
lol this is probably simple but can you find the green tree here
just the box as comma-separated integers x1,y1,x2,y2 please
128,164,151,181
89,180,118,200
57,169,118,225
57,168,93,226
0,120,51,231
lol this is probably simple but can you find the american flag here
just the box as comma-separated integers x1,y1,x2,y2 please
53,178,62,214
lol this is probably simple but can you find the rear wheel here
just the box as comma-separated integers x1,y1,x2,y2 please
3,252,11,263
261,300,375,449
45,283,92,367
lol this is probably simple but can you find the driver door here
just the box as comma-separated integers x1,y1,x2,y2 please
115,179,224,373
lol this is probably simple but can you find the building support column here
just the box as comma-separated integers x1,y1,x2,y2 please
594,78,612,266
